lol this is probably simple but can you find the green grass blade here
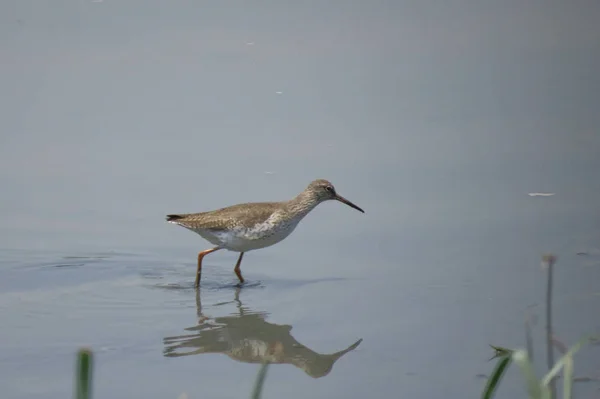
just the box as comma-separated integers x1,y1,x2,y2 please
75,348,93,399
481,354,512,399
541,336,590,387
251,362,270,399
489,345,513,360
562,352,574,399
512,349,542,399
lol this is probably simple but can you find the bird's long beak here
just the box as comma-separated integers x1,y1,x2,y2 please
334,194,365,213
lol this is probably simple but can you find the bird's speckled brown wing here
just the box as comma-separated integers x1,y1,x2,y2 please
166,202,283,231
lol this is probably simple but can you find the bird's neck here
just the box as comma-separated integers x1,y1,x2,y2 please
285,191,320,219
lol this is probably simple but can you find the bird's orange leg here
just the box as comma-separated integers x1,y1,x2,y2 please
234,252,245,284
195,247,221,288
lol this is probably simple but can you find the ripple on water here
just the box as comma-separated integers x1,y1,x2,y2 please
150,279,264,291
2,249,142,270
140,260,350,292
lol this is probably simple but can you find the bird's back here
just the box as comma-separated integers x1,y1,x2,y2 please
166,201,285,231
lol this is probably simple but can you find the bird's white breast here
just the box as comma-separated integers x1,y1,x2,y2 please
216,213,303,252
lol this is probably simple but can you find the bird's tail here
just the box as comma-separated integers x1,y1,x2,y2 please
166,214,185,222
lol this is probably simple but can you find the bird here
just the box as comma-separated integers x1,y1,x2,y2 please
165,179,364,287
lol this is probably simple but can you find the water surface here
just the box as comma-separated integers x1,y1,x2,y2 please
1,1,600,398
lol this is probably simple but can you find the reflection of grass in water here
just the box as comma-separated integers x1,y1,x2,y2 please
482,255,600,399
251,363,270,399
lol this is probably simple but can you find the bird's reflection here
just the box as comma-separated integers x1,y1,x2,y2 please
163,288,362,378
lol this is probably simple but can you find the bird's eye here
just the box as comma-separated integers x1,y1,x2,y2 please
325,186,333,192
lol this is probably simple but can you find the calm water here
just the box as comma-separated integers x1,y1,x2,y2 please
1,1,600,398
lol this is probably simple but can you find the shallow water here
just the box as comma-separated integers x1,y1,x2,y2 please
2,1,600,398
1,226,599,398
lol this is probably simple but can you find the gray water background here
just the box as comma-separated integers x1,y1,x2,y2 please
1,1,599,398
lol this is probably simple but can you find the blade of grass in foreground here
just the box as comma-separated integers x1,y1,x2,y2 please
75,348,93,399
512,349,547,399
481,354,512,399
251,362,270,399
562,351,575,399
541,336,591,388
